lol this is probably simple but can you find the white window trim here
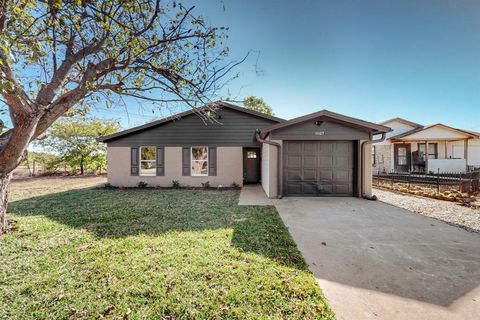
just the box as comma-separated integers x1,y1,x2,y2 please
139,146,156,177
190,146,209,177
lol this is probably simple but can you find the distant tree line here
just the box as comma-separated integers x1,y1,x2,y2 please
20,118,119,176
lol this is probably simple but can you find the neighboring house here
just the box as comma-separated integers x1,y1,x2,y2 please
99,101,391,198
373,117,480,174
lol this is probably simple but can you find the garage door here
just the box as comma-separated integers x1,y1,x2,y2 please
283,141,355,196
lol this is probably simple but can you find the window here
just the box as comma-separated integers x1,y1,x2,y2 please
191,146,208,176
140,146,156,176
418,143,438,160
397,147,407,165
247,151,257,159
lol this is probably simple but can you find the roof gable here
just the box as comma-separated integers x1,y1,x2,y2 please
391,124,479,141
99,101,285,142
261,109,392,134
379,117,422,128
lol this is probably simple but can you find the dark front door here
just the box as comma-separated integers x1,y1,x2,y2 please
243,148,260,184
394,144,411,172
283,141,355,196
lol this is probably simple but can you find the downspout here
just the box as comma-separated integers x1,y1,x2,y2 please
255,130,283,198
361,132,386,200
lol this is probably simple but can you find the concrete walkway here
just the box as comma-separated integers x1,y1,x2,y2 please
238,184,273,206
273,197,480,320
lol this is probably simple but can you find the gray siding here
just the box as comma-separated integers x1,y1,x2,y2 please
107,108,278,147
270,117,370,141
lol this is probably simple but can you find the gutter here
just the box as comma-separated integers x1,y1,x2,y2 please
255,130,283,199
361,132,386,199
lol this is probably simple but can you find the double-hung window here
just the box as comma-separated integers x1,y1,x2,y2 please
418,143,438,160
140,146,156,176
191,146,208,176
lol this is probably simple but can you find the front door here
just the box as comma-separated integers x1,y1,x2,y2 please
394,144,411,172
243,148,260,184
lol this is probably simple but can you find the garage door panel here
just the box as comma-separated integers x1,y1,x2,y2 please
318,142,334,154
318,169,333,181
286,169,302,180
286,155,302,167
302,182,318,194
318,155,333,167
333,170,350,182
303,142,317,154
284,141,354,196
333,156,351,168
317,183,333,194
286,182,302,195
334,141,351,153
303,168,317,181
287,142,302,153
303,155,317,167
334,184,352,194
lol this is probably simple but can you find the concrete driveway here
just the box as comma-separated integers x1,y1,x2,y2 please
273,197,480,320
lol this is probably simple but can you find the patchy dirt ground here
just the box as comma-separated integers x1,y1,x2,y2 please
10,175,107,200
373,188,480,233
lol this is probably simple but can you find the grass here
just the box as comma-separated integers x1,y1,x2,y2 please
1,176,334,319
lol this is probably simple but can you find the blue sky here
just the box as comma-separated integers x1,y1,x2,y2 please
192,0,480,131
4,0,480,131
185,0,480,131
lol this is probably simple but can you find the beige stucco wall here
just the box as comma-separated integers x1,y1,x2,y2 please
107,146,243,187
260,140,281,198
362,140,373,197
261,143,270,196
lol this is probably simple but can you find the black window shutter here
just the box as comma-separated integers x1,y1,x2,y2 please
131,147,139,176
156,147,165,176
208,147,217,176
182,147,190,176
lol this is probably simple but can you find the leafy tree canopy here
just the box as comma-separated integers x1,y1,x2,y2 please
243,96,273,115
39,118,119,174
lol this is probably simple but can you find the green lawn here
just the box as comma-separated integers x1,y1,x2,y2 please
1,177,334,319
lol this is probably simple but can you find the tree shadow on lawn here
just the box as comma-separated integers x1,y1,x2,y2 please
8,187,308,270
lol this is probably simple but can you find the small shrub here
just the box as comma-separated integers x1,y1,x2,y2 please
231,181,240,188
137,181,148,188
201,181,210,189
172,180,180,189
104,182,113,188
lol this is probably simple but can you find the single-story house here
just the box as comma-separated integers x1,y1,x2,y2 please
99,101,391,198
373,117,480,174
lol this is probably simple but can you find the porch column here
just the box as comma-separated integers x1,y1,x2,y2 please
464,139,469,170
425,140,429,173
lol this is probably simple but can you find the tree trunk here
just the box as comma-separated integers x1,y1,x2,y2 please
0,114,41,234
80,156,84,175
0,173,11,235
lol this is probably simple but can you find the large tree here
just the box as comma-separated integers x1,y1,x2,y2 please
0,0,242,233
243,96,273,115
39,118,119,175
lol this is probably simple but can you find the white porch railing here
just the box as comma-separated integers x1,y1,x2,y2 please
428,159,467,173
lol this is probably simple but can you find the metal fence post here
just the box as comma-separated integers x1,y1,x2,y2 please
436,169,440,193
